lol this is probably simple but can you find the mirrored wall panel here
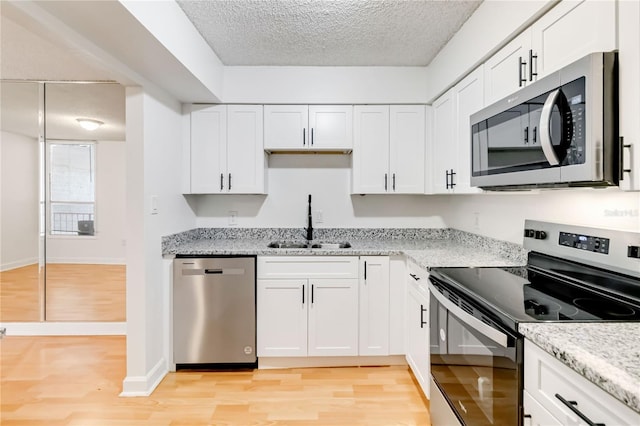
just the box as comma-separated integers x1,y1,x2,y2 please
0,81,126,322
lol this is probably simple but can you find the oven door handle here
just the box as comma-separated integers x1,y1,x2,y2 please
429,283,508,347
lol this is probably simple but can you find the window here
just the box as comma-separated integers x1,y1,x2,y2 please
48,142,96,236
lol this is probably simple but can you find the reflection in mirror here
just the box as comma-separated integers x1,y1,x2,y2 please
44,82,126,322
0,81,45,321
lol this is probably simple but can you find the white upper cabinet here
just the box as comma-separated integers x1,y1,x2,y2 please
308,105,353,150
187,104,266,194
352,105,390,194
226,105,266,194
189,105,226,194
484,0,616,106
530,0,616,79
390,105,426,194
352,105,425,194
431,89,456,194
618,0,640,191
431,67,483,194
264,105,352,151
484,30,533,105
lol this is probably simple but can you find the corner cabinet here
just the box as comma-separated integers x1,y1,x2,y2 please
523,340,638,426
431,67,483,194
257,256,359,357
263,105,353,152
352,105,426,194
185,104,266,194
405,261,430,398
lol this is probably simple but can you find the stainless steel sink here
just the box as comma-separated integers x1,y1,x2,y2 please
267,241,351,249
311,242,352,249
267,241,310,249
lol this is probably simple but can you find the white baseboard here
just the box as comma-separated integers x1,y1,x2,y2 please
0,258,39,272
120,358,168,397
0,322,126,335
258,355,407,369
45,257,126,265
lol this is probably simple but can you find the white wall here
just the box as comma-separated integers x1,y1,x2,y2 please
0,131,40,270
223,66,428,104
194,154,447,229
46,140,126,264
443,189,640,244
123,86,197,396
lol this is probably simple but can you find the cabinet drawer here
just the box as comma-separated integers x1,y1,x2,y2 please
258,256,358,279
524,340,638,426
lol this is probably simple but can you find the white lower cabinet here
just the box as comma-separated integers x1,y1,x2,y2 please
257,256,359,357
405,261,430,398
358,256,390,356
523,339,639,426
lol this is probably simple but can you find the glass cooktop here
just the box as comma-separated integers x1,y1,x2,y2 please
429,254,640,331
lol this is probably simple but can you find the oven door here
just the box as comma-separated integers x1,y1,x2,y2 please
429,282,523,426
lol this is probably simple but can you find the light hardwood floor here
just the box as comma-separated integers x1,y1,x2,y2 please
1,336,431,425
0,264,125,322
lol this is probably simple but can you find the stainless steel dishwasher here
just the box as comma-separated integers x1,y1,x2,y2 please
173,255,256,367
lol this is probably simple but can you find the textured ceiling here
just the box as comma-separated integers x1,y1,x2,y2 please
177,0,482,66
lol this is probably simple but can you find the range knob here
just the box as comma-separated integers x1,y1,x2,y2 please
534,230,547,240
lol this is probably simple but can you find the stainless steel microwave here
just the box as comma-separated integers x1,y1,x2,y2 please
470,52,618,190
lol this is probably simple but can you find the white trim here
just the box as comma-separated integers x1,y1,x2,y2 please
120,358,168,397
257,355,407,370
0,321,125,335
0,258,39,272
45,257,126,265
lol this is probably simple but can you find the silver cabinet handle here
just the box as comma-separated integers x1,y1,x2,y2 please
429,283,508,347
220,173,224,191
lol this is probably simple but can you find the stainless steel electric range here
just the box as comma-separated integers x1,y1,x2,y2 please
428,220,640,426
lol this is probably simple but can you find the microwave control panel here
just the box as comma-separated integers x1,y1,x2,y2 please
559,232,610,254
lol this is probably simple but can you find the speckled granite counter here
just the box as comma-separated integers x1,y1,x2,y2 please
162,227,527,269
519,323,640,414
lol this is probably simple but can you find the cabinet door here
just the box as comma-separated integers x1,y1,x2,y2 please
431,88,456,194
618,0,640,191
264,105,308,150
523,391,563,426
257,279,308,357
389,105,425,194
358,256,390,356
308,105,353,150
453,67,484,194
352,105,390,194
484,30,532,105
190,105,226,193
405,282,430,397
307,279,358,356
226,105,265,194
530,0,616,80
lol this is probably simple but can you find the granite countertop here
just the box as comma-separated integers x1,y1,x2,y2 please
519,323,640,414
162,227,528,270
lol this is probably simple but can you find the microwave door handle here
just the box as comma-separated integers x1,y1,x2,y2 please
429,283,508,347
539,89,562,166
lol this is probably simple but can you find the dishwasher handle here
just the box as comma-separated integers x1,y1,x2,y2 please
204,269,223,274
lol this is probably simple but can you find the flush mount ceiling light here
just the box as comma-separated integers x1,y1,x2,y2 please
76,118,104,131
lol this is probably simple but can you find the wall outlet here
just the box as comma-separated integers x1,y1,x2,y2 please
315,209,324,223
150,195,159,215
229,211,238,226
473,212,480,230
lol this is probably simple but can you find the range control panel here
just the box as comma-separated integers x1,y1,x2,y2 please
559,232,609,254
